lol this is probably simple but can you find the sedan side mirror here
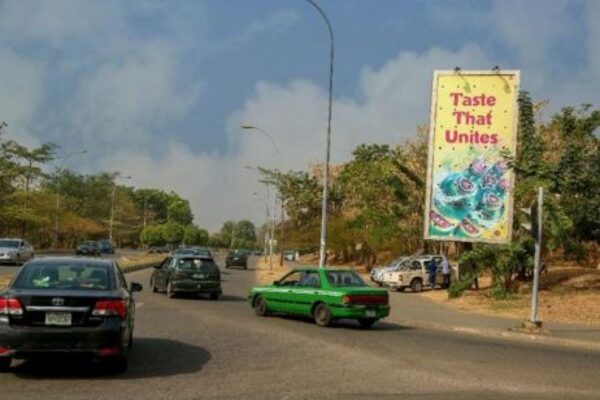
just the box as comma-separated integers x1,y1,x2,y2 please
130,282,143,292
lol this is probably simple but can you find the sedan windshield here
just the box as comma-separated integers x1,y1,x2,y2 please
326,271,367,287
13,262,113,290
0,240,19,248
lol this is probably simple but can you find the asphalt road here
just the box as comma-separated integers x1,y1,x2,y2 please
2,256,600,400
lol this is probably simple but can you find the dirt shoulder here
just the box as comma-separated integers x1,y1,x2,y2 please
420,267,600,326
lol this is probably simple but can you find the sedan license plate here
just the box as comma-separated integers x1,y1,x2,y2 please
193,273,207,279
365,310,376,318
45,312,72,326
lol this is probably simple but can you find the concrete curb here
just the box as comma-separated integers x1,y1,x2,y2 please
387,316,600,352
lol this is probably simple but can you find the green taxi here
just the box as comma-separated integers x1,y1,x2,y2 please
248,268,390,328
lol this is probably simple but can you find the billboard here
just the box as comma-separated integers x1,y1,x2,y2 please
424,70,520,244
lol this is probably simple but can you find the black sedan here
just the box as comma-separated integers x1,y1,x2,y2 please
0,257,142,373
151,255,221,299
225,249,249,269
76,240,101,256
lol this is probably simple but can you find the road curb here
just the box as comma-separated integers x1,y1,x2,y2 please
387,316,600,352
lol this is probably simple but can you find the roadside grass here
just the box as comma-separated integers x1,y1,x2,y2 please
421,266,600,326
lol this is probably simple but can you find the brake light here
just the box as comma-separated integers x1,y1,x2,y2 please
0,298,23,316
92,300,127,319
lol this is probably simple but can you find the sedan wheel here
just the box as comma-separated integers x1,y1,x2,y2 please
254,295,268,316
314,303,332,327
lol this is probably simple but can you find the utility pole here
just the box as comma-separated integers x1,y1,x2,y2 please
304,0,334,269
530,187,544,327
279,197,285,266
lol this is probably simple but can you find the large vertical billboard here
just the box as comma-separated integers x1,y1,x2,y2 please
424,70,520,244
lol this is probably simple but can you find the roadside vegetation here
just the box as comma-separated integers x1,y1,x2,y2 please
0,122,206,249
261,91,599,300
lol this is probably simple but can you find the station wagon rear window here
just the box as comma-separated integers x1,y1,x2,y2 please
176,258,217,271
326,271,367,287
13,262,114,290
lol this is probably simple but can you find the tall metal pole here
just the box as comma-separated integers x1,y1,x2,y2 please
305,0,334,269
530,187,544,325
109,183,116,242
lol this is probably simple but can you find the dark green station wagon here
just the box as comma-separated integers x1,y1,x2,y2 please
151,256,222,300
249,268,390,328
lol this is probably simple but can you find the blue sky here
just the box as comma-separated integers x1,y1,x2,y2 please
0,0,598,230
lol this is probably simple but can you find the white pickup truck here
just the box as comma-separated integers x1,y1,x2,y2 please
381,255,452,292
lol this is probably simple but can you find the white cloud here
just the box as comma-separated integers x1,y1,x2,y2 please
232,9,301,44
0,49,44,147
97,45,491,230
70,41,203,148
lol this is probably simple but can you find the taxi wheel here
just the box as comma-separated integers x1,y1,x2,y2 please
0,358,11,372
358,318,377,329
314,303,332,327
254,295,268,316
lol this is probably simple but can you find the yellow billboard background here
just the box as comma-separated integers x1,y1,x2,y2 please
424,70,520,243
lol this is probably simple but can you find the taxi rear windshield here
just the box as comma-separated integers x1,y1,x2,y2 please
13,262,114,290
326,271,367,287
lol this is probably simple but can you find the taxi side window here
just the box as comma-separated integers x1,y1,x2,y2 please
410,261,421,270
299,272,321,288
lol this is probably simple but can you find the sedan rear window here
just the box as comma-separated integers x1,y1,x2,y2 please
13,262,114,291
326,271,367,287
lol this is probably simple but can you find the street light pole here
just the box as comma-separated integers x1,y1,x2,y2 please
304,0,334,269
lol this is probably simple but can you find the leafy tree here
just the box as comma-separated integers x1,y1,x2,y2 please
140,225,165,246
235,220,257,243
183,225,209,246
161,221,184,246
168,198,194,225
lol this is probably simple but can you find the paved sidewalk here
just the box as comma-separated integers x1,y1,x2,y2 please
386,289,600,350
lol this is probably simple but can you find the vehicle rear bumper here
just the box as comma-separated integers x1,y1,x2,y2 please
332,305,390,320
171,280,222,294
226,260,247,267
0,318,125,358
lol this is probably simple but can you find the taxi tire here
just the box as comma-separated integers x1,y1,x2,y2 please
254,295,268,316
358,318,377,329
411,279,423,293
0,358,11,372
314,303,332,327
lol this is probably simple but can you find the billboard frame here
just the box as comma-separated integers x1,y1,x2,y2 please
423,69,520,244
